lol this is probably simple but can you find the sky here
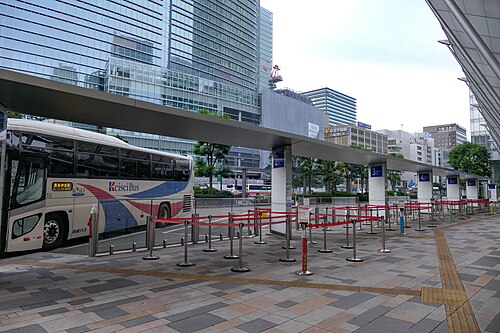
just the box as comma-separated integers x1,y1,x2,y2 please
259,0,471,137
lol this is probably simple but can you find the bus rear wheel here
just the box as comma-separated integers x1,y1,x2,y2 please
156,204,170,227
43,214,67,251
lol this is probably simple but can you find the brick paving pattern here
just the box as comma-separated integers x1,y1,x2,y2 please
0,214,498,332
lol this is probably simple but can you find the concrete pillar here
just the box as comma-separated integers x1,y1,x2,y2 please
446,176,460,200
488,184,498,202
270,145,292,234
368,163,387,206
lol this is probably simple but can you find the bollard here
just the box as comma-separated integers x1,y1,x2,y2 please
203,215,217,252
177,220,195,267
163,239,167,248
295,222,313,276
378,216,391,253
254,211,267,244
346,220,363,262
143,216,159,260
191,213,199,244
224,216,239,259
231,224,250,272
318,214,332,253
88,204,98,257
280,215,296,262
341,216,353,249
219,233,223,241
132,242,137,252
180,237,184,246
109,244,114,255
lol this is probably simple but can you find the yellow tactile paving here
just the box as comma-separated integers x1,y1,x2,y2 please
434,229,481,333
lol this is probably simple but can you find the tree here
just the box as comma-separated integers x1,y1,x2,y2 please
387,152,404,191
192,109,232,189
448,142,491,177
316,160,343,192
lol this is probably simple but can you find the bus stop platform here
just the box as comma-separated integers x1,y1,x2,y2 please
0,215,498,333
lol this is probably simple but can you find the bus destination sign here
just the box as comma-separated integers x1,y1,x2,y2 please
52,182,73,191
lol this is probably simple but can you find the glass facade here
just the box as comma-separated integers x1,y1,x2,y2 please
302,88,357,126
257,7,273,92
0,0,263,163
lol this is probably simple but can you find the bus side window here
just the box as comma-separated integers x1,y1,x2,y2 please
13,156,46,208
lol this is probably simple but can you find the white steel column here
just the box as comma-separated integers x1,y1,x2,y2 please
446,176,460,200
368,163,387,206
417,171,433,213
488,184,498,202
417,171,433,202
466,179,478,200
270,145,292,235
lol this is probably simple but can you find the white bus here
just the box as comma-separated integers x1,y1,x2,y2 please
0,119,194,252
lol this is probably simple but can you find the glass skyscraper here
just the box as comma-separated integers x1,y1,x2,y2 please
0,0,268,167
302,87,357,126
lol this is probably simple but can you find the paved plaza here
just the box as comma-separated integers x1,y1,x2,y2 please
0,214,498,332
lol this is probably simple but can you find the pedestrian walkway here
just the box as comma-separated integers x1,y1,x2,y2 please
0,215,498,332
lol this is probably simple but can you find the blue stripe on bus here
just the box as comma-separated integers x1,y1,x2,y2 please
100,200,138,232
125,181,188,199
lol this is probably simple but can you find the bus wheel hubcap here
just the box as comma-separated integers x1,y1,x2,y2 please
44,221,59,244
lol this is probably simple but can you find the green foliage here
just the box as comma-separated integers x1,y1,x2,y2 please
194,186,233,198
448,142,491,177
387,152,404,190
7,111,45,121
193,109,232,188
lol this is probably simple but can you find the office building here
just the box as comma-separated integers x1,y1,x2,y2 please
302,88,357,126
324,125,387,154
422,123,467,150
0,0,266,167
470,92,500,180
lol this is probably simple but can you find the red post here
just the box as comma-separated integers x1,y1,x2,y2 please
302,237,308,272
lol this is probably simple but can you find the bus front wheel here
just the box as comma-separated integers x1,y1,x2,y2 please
156,204,170,227
43,214,67,251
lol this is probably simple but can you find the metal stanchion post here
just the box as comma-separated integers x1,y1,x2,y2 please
177,220,195,267
295,222,313,276
254,211,267,244
88,204,98,257
318,214,332,253
346,220,363,262
341,214,353,249
203,215,217,252
308,209,317,244
224,215,239,259
231,224,250,272
378,216,391,253
280,215,296,262
109,245,114,255
132,242,136,252
428,202,436,227
282,213,295,250
143,216,159,260
357,205,364,231
386,207,395,231
244,210,254,238
325,207,332,231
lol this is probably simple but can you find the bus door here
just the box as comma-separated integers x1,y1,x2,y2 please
5,154,46,252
